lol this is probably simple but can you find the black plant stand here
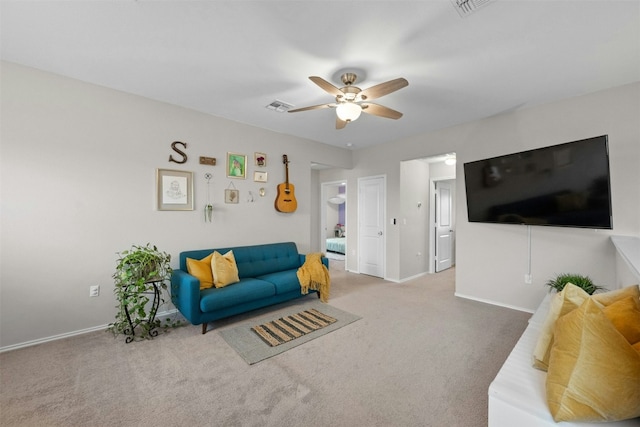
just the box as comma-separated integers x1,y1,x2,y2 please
123,280,161,343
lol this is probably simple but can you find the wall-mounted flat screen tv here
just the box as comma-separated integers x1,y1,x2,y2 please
463,135,612,229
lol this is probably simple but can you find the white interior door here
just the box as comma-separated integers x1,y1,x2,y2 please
435,180,453,272
358,176,385,278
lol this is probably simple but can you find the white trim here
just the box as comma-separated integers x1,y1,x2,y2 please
398,271,428,283
0,324,108,353
454,292,534,314
0,309,179,353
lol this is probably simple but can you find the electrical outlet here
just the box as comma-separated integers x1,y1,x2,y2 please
524,274,532,285
89,285,100,297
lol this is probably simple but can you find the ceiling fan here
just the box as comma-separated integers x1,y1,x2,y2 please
288,73,409,129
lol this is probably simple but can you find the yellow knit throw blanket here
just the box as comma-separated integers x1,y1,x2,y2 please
297,253,331,303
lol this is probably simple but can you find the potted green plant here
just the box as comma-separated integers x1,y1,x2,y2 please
545,273,607,295
108,243,175,342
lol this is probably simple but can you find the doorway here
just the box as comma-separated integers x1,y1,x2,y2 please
321,181,347,267
427,154,456,274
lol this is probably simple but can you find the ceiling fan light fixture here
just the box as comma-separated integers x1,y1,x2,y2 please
336,103,362,122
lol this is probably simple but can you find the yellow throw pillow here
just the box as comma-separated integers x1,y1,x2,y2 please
546,298,640,422
592,285,640,306
533,284,590,371
186,253,214,290
211,250,240,288
603,296,640,345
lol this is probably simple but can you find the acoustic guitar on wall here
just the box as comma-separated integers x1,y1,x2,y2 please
275,154,297,213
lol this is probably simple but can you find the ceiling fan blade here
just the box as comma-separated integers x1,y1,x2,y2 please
336,117,348,129
288,103,336,113
309,76,344,97
361,103,403,120
359,78,408,101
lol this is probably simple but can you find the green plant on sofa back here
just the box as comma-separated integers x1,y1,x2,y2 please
545,273,607,295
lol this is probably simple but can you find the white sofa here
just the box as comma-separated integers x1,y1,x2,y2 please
488,235,640,427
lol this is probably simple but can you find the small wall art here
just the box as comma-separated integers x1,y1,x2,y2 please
255,152,266,167
254,171,268,183
225,189,239,204
227,153,247,179
157,168,194,211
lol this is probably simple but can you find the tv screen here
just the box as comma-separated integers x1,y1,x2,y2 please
463,135,612,229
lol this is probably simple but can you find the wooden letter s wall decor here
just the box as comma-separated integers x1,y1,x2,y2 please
169,141,188,164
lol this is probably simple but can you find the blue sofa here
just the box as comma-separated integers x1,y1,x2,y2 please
171,242,329,334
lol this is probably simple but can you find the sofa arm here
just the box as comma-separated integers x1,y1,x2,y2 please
170,269,202,325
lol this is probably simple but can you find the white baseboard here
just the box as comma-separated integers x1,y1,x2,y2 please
0,308,180,353
398,272,428,283
454,292,535,314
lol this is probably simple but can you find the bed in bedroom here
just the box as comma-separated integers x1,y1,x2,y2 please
326,237,346,254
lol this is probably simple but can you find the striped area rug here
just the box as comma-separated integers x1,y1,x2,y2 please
251,309,337,347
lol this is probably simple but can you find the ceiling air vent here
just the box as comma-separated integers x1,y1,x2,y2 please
265,100,293,113
450,0,495,17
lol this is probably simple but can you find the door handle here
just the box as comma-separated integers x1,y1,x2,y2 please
378,231,383,236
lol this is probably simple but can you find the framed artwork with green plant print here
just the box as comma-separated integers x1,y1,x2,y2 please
227,153,247,179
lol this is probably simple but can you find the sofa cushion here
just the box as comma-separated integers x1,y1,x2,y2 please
546,298,640,422
186,253,214,290
179,242,301,277
200,278,275,312
257,269,302,295
212,250,240,288
232,243,301,278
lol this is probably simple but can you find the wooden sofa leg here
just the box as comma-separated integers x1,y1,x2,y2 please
202,323,208,335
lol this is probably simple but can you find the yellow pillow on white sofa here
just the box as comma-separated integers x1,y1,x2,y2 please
602,295,640,345
592,284,640,306
546,297,640,422
533,284,640,371
533,284,590,371
211,250,240,288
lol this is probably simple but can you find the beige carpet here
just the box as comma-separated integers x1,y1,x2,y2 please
0,262,530,427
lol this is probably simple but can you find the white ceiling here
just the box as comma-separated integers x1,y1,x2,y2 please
2,1,638,150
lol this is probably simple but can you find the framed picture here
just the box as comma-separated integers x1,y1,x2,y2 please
227,153,247,179
225,189,239,204
254,171,268,183
254,152,266,167
157,169,194,211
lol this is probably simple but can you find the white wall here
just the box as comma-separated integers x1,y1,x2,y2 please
2,61,638,349
0,62,351,349
399,159,430,279
321,82,639,311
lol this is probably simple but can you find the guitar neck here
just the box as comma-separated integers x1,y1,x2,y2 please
283,155,290,187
